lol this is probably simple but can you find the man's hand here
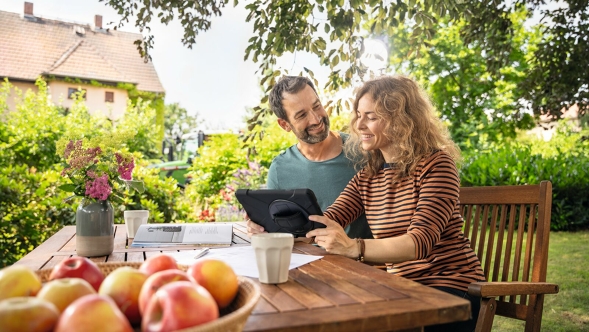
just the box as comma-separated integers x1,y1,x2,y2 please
307,215,357,258
246,215,266,237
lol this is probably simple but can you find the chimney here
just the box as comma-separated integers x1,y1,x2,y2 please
24,2,33,16
94,15,102,29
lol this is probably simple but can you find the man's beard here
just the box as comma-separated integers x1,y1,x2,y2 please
290,116,330,144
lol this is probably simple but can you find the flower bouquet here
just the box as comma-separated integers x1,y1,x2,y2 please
58,139,145,202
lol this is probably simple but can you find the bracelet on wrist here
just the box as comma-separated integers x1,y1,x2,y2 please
355,238,365,262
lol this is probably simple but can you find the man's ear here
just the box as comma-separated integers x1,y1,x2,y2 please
277,118,291,132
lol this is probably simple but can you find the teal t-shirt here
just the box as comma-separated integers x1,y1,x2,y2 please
266,132,373,239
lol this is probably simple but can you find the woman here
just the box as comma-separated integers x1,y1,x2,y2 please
248,75,485,331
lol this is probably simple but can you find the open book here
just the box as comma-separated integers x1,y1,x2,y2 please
130,223,233,247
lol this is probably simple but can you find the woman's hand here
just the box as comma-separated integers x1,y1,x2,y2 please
306,215,357,258
245,214,266,237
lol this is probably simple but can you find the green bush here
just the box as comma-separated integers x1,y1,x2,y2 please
0,79,188,267
0,166,74,267
461,123,589,230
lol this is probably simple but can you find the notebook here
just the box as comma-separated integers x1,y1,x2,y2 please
130,223,233,247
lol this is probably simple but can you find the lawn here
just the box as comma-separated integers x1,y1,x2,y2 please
492,230,589,331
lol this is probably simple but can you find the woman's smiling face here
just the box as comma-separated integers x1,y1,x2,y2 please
355,94,394,161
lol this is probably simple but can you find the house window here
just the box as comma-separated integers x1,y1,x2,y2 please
68,88,87,100
105,91,114,103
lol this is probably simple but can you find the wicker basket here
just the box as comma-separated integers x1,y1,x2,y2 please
36,262,260,332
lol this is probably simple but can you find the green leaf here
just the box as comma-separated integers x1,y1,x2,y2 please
58,184,77,192
126,180,146,193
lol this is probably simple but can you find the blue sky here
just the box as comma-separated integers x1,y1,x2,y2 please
1,0,282,130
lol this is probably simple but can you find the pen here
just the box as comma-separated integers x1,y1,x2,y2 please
194,247,209,259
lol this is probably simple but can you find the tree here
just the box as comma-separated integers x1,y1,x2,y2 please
164,102,203,140
100,0,588,128
386,10,538,149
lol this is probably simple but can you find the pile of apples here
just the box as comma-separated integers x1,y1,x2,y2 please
0,254,240,332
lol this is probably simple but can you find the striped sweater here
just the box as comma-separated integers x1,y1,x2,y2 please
323,150,485,291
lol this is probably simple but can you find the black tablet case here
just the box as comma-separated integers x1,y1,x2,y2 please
235,188,325,236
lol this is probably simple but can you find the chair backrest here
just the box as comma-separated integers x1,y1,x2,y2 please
459,181,552,321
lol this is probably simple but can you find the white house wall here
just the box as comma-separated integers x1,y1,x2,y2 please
48,81,128,120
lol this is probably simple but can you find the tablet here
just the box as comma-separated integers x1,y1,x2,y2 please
235,188,325,236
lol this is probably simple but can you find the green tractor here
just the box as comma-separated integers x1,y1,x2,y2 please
148,130,227,187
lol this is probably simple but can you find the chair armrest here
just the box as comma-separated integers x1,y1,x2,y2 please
468,281,559,297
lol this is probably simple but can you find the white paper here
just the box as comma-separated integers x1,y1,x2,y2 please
131,223,233,247
169,246,323,278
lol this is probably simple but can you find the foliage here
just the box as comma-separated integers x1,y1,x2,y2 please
0,166,74,267
117,159,192,224
386,11,538,149
460,123,589,230
0,79,65,169
101,0,588,131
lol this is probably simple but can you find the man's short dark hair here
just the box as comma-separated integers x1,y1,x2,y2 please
269,76,318,120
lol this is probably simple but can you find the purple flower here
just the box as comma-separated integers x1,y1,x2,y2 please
85,174,112,200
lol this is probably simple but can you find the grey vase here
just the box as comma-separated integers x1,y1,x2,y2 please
76,198,114,257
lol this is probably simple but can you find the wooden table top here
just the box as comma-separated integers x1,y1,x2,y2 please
14,223,471,332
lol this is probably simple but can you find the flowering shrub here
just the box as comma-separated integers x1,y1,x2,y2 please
58,139,144,202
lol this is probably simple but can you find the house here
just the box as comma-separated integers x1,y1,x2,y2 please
0,2,165,121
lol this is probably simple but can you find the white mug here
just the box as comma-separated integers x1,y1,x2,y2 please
123,210,149,238
251,233,294,284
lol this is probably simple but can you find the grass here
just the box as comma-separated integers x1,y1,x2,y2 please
492,230,589,331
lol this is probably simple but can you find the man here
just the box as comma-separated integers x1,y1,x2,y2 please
258,75,372,239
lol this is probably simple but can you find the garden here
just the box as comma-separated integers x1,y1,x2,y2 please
2,1,589,328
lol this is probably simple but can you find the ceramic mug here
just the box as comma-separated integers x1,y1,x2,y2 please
251,233,294,284
123,210,149,238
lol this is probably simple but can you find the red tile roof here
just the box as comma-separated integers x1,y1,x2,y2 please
0,10,165,93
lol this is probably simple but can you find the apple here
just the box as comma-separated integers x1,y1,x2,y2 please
187,259,239,309
142,281,219,332
98,266,148,325
49,257,105,291
0,265,42,300
37,278,96,313
0,297,59,332
138,269,190,315
139,254,179,276
54,294,133,332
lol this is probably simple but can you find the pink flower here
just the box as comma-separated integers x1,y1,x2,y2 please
115,153,135,180
85,174,112,200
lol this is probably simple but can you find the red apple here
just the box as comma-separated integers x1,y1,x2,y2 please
139,254,178,276
138,269,190,315
142,281,219,332
49,257,105,291
37,278,96,313
187,259,239,309
54,294,133,332
98,266,148,325
0,265,42,300
0,297,59,332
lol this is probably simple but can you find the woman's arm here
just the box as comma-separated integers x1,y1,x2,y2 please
307,216,416,263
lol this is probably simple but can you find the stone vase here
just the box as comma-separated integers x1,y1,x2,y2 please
75,198,114,257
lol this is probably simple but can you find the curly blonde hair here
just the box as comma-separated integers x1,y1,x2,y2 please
344,75,461,180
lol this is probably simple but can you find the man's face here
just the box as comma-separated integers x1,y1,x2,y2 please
279,85,330,144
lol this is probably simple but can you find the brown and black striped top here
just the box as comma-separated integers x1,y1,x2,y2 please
324,150,485,291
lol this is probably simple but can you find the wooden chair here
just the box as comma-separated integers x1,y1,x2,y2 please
459,181,559,332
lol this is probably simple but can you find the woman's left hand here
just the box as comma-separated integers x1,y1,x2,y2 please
307,215,357,258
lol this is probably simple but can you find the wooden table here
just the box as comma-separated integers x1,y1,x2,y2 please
14,223,471,332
